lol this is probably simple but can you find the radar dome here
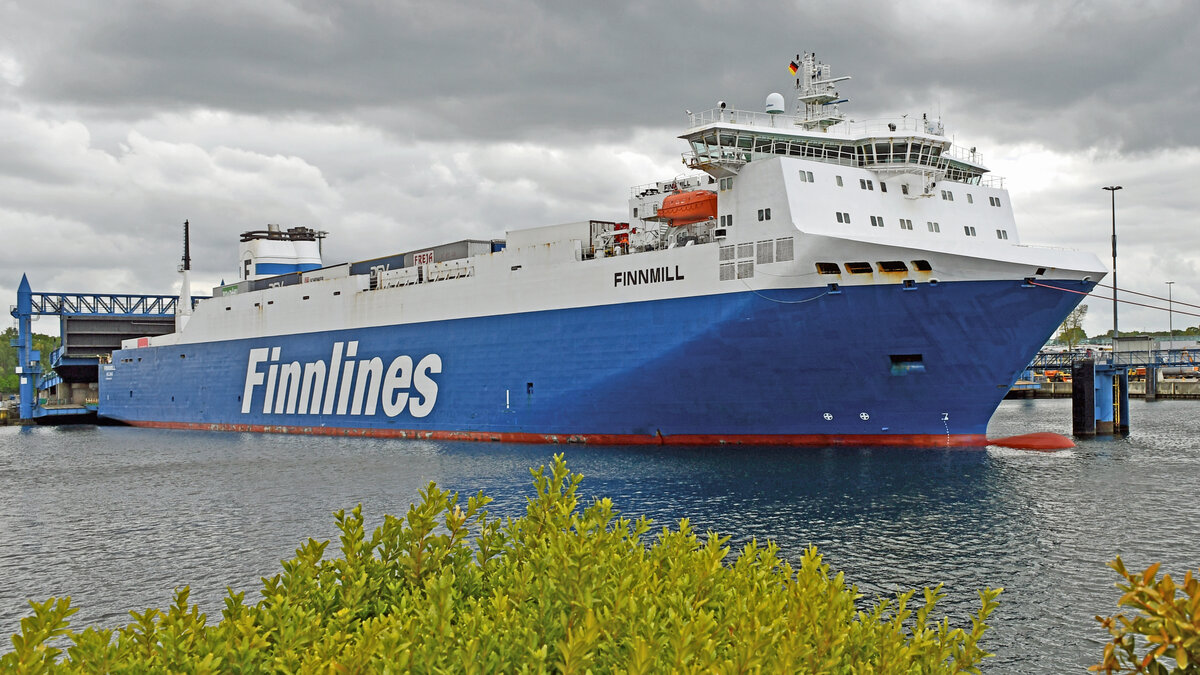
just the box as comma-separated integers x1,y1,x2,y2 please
765,92,786,114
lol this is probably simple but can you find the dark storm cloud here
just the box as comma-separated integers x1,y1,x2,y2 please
13,0,1196,151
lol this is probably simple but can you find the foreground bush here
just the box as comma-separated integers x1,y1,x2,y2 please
1092,557,1200,674
4,454,1000,673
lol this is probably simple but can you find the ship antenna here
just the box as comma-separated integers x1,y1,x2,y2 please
182,219,191,271
177,219,193,330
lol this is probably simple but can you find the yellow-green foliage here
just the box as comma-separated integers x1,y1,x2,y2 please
1092,557,1200,674
3,455,1000,673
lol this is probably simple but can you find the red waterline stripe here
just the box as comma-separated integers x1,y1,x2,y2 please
123,420,990,448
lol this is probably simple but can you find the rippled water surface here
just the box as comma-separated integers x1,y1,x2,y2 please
2,398,1198,672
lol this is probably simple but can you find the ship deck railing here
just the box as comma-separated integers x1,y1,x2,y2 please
685,108,983,163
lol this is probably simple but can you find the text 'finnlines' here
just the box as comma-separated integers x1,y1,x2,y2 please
242,341,441,418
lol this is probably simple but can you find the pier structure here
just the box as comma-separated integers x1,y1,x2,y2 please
1025,342,1199,436
10,275,187,422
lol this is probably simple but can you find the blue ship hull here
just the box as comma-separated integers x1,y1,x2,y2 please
99,279,1090,445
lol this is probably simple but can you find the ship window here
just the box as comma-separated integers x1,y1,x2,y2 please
860,179,867,189
805,170,813,182
225,306,231,311
775,237,794,261
836,212,844,223
899,218,914,230
878,260,908,273
633,208,638,217
1036,267,1046,276
816,262,841,274
254,302,260,307
267,300,274,305
737,242,755,258
964,226,977,236
966,193,974,204
719,262,735,281
835,211,850,223
901,184,909,195
870,215,884,227
736,260,754,279
889,354,925,376
912,259,933,271
845,262,873,274
720,245,735,261
764,208,771,220
879,182,888,193
757,209,764,221
334,291,341,296
927,221,940,233
836,175,843,187
996,229,1009,240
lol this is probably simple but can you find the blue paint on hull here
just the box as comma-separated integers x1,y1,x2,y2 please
99,280,1091,440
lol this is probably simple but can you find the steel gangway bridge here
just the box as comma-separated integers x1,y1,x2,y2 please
1029,348,1199,370
10,274,199,422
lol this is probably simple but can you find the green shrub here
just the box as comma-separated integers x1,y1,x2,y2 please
1092,557,1200,674
4,454,1000,673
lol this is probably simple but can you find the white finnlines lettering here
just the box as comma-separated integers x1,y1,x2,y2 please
409,354,441,418
242,348,269,413
321,342,344,415
241,344,442,419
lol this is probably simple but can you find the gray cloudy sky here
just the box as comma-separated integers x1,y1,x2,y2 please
3,0,1199,337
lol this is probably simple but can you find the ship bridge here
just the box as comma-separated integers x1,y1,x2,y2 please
681,52,996,189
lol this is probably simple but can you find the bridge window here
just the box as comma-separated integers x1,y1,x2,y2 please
816,262,841,274
845,262,873,274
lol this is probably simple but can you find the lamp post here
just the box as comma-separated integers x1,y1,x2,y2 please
1103,185,1122,346
1166,281,1175,343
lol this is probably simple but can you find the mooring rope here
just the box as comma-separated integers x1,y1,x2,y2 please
1029,281,1200,319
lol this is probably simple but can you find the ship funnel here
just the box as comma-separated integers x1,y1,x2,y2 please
238,226,326,281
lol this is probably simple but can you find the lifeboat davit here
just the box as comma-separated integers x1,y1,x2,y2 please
658,190,717,227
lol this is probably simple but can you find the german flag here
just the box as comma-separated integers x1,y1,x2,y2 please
788,60,799,75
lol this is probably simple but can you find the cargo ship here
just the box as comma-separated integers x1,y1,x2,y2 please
99,53,1105,446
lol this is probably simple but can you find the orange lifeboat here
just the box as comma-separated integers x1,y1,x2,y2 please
657,190,717,227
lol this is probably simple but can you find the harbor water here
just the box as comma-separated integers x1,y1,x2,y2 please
2,398,1198,672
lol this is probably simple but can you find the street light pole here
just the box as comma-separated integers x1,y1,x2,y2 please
1103,185,1122,346
1166,281,1175,343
